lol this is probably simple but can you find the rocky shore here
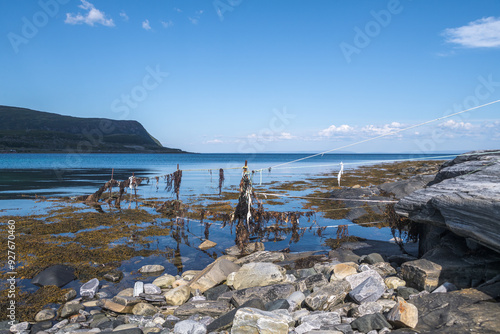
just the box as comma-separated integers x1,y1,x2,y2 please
3,238,500,334
3,151,500,333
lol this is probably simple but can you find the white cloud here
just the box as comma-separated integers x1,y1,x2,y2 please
119,11,128,21
188,9,204,25
362,122,404,136
443,17,500,48
440,120,474,130
205,139,223,144
279,132,294,140
142,19,151,30
65,0,114,27
318,124,354,137
161,20,174,28
173,7,182,13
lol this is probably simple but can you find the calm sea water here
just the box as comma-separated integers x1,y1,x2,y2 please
0,153,450,292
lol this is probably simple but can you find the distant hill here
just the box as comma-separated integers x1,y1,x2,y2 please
0,106,186,153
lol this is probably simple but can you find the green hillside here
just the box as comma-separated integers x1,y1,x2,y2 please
0,106,185,153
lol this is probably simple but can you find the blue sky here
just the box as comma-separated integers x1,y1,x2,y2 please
1,0,499,153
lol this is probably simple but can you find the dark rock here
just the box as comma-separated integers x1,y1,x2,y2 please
59,302,84,318
139,293,166,303
29,320,53,333
351,313,392,333
410,288,500,333
173,300,232,317
96,320,114,330
103,269,123,282
397,287,420,300
396,150,500,253
305,281,350,311
31,264,76,288
112,328,144,334
265,299,290,311
206,299,265,332
348,276,385,304
378,174,435,199
296,273,328,291
333,323,354,334
387,254,418,266
361,253,385,265
231,284,295,307
204,284,230,301
401,259,442,292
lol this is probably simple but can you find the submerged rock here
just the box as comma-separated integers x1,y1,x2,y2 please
31,264,76,288
80,278,100,298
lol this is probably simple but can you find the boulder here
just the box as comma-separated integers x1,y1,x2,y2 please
189,258,240,293
204,284,230,301
164,285,191,306
59,302,84,318
139,264,165,273
231,284,295,307
385,277,406,290
361,253,385,265
395,151,500,253
386,297,418,328
133,281,144,297
332,263,358,280
198,239,217,250
173,300,231,317
152,274,176,288
296,273,329,291
230,262,286,290
265,299,290,312
401,259,442,292
410,288,500,333
351,313,392,333
80,278,100,298
173,320,207,334
234,251,285,265
348,276,385,304
31,264,75,288
231,307,289,334
132,302,158,316
352,301,383,317
304,280,350,311
345,269,384,290
206,299,265,332
144,283,162,295
35,309,56,322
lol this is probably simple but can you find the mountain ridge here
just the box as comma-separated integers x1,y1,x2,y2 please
0,105,186,153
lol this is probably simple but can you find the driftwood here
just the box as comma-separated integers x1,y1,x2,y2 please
84,179,119,203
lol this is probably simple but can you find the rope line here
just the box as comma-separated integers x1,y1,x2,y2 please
255,192,398,203
265,99,500,170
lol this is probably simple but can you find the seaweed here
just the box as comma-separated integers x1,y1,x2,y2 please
385,204,418,254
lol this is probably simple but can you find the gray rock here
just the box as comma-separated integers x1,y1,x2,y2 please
329,249,361,263
35,309,56,322
352,301,383,317
132,302,158,316
299,312,341,327
395,151,500,253
378,174,435,199
344,269,384,290
205,299,265,332
348,276,385,304
203,284,230,301
173,319,207,334
133,281,144,297
113,329,145,334
410,288,500,333
139,264,165,273
350,313,392,333
103,269,123,282
59,302,84,318
62,288,77,302
173,300,231,317
232,307,289,333
304,281,350,311
80,278,100,298
234,251,285,265
188,258,240,293
140,293,166,303
29,321,52,333
401,259,442,292
231,262,286,290
265,299,290,311
9,322,30,333
397,286,420,300
113,295,142,306
361,253,385,265
144,283,162,295
296,273,329,291
286,291,306,310
296,267,318,278
231,284,295,307
31,264,75,288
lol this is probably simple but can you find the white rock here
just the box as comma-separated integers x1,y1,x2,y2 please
231,262,286,290
133,281,144,297
232,307,289,334
80,278,100,299
173,319,207,334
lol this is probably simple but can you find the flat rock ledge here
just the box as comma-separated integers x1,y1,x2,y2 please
8,242,500,334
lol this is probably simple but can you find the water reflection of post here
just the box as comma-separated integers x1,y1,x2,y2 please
171,217,184,274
